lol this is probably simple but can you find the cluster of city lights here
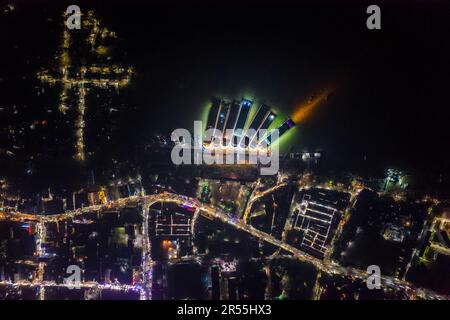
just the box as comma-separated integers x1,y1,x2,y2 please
0,189,447,300
37,10,133,161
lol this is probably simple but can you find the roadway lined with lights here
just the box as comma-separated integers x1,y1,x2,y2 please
0,192,448,300
242,182,288,222
0,280,145,299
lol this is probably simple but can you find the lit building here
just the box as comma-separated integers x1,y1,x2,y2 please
216,101,231,134
223,100,241,144
205,98,226,143
244,103,277,148
235,99,252,131
88,189,107,206
292,188,349,259
206,97,223,132
205,97,278,149
230,99,253,146
382,223,406,243
262,118,295,146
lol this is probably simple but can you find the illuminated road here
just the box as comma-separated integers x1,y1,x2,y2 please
1,192,448,300
141,205,152,300
0,280,145,298
243,182,288,222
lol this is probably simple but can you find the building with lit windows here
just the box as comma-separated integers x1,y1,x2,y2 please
262,118,296,146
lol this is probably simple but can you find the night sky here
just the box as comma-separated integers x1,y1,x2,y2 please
1,0,449,189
